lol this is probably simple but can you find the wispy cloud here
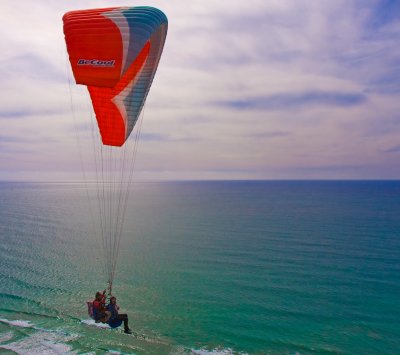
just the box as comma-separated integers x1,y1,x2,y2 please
248,131,291,139
0,53,65,83
0,135,25,143
140,133,171,142
217,91,367,111
0,108,67,119
384,145,400,153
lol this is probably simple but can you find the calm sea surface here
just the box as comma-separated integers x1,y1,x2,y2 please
0,181,399,354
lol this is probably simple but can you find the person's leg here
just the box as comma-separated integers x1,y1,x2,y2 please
117,314,131,333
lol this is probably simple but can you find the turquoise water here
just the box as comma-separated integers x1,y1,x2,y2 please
0,181,399,354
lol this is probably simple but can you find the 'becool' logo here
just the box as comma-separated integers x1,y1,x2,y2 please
77,59,115,67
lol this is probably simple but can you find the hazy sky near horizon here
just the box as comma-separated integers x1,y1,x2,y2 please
1,0,400,180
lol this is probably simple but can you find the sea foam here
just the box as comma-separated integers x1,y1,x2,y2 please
0,332,74,355
0,318,34,328
0,317,78,354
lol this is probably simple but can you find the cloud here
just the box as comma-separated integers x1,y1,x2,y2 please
247,131,291,139
217,91,367,111
0,135,25,143
384,144,400,153
140,133,171,142
0,53,65,83
0,108,66,119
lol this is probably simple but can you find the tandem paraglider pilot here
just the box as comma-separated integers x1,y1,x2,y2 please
92,290,111,323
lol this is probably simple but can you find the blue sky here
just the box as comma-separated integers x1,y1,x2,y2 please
1,0,399,180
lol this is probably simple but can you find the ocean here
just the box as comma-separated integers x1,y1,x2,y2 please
0,180,399,354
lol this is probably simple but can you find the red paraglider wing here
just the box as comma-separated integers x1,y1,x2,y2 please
63,7,168,146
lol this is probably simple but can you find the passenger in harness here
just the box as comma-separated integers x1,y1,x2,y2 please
92,290,111,323
107,296,132,334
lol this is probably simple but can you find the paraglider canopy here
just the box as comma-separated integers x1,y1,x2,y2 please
63,6,168,146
